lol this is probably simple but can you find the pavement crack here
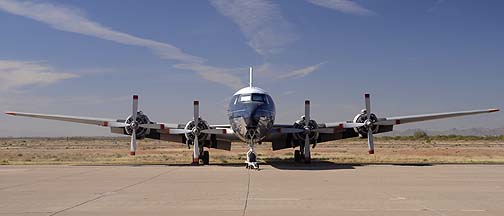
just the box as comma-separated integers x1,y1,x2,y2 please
242,169,251,216
49,168,178,216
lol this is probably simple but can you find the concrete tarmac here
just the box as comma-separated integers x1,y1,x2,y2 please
1,163,503,216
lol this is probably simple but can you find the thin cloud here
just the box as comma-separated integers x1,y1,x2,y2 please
307,0,376,16
427,0,446,13
210,0,299,56
0,0,203,63
278,62,325,79
0,0,246,89
174,63,244,90
0,60,78,90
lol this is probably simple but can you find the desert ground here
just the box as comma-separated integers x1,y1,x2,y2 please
1,136,504,165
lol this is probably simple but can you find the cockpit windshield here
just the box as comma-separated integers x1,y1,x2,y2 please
239,94,266,103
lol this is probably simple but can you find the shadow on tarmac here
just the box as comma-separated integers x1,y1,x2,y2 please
264,158,358,170
74,160,433,170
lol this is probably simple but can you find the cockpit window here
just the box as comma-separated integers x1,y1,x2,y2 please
239,94,266,103
252,94,265,102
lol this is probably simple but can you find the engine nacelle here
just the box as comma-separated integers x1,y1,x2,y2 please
353,111,379,138
125,111,151,138
292,116,319,141
184,118,210,143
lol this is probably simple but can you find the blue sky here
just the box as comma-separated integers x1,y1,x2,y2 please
0,0,503,136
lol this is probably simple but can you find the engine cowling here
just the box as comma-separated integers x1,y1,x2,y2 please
353,111,379,138
184,118,210,143
293,115,319,141
125,111,151,138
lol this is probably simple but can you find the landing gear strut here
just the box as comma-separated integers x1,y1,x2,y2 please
294,145,311,164
192,145,210,165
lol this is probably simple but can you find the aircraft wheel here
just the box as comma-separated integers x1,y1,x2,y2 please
304,156,311,164
203,151,210,165
248,152,257,162
294,150,301,163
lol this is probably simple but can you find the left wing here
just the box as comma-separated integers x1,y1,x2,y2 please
5,95,238,155
4,111,181,130
267,94,499,153
5,111,126,127
373,109,499,126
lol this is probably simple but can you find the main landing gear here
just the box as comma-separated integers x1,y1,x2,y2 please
294,144,311,164
191,145,210,165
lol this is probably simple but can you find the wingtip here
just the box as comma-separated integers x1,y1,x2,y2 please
5,112,16,116
489,108,500,113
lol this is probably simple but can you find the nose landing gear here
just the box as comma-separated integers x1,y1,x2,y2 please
245,141,259,169
245,129,260,170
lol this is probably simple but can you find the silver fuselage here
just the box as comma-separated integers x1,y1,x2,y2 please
227,87,275,142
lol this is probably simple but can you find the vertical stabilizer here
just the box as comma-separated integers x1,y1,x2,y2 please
249,66,253,87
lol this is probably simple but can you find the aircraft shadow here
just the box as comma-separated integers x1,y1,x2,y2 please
74,161,432,169
263,158,358,170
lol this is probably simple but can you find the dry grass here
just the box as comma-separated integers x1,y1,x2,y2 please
1,137,504,165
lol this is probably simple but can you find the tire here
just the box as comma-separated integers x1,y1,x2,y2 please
248,152,257,162
203,151,210,165
294,150,301,163
304,156,311,164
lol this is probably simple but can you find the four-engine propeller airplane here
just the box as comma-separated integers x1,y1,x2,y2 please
5,67,500,169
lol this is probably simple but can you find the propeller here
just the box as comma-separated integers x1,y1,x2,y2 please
304,100,311,162
130,95,139,155
364,93,374,154
192,100,200,163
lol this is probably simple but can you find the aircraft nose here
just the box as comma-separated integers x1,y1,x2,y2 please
244,114,258,129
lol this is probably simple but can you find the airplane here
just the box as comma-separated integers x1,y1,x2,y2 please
5,67,500,169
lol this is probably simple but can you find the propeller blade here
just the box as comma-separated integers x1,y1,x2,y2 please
201,128,228,134
132,95,138,120
140,123,179,129
139,123,163,129
304,133,311,160
273,128,305,134
193,136,199,163
107,122,129,127
165,128,191,135
343,122,366,128
304,100,311,161
313,128,340,134
194,101,199,127
305,100,310,124
130,129,137,155
365,93,371,120
367,129,374,154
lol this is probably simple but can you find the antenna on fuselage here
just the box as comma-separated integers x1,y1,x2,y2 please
249,66,253,87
